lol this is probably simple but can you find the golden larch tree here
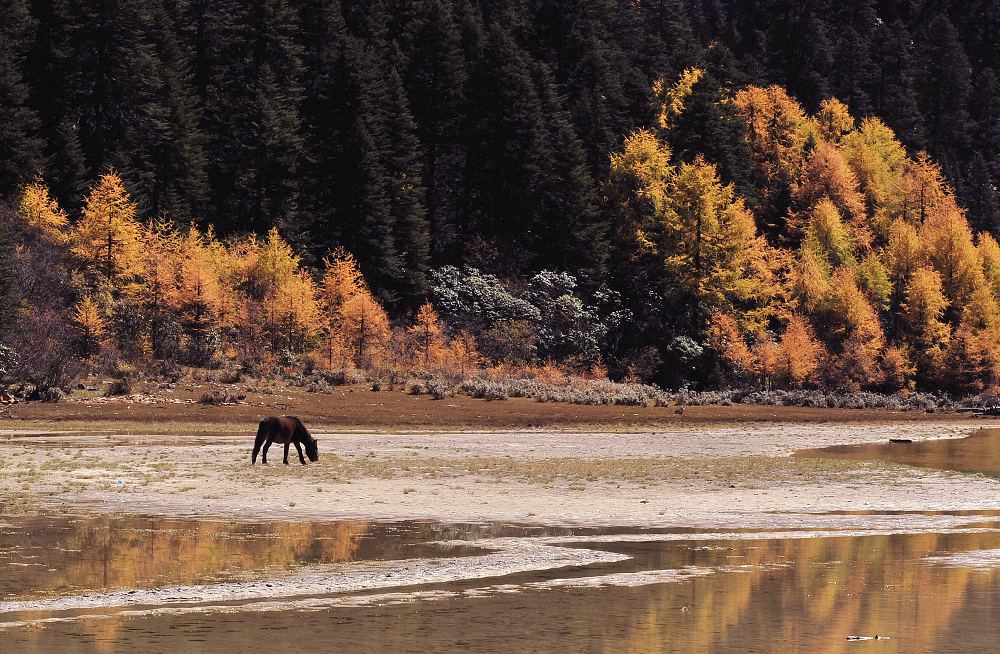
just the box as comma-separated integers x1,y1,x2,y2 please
70,170,144,293
408,302,447,369
73,294,106,358
18,181,68,244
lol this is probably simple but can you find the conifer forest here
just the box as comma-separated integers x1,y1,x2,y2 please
5,0,1000,396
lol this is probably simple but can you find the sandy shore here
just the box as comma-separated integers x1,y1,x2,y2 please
1,419,995,529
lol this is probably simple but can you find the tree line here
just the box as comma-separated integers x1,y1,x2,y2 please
4,0,1000,394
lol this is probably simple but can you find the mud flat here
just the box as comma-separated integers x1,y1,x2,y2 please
0,420,995,528
0,419,998,652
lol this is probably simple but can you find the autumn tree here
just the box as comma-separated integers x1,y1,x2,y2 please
802,199,856,272
73,294,106,359
408,301,446,369
820,266,885,388
707,311,755,382
70,171,144,295
778,314,825,388
341,290,390,368
919,205,982,310
174,226,225,364
902,266,951,379
18,182,68,244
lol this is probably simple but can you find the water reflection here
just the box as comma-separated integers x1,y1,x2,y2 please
796,427,1000,476
2,521,998,653
0,515,512,600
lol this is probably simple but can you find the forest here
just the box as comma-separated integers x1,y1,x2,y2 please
3,0,1000,397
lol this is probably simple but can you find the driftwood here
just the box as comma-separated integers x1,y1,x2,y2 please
888,438,912,443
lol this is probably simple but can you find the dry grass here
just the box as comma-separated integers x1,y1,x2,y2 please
218,453,892,488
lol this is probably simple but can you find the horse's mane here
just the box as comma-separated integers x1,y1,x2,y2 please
290,416,315,444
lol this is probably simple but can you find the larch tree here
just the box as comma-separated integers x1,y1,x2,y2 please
174,226,225,364
919,204,982,309
70,171,144,296
820,266,885,388
408,301,446,369
902,266,951,377
340,290,390,368
801,198,856,273
778,313,825,387
661,156,783,332
18,182,68,244
73,294,106,359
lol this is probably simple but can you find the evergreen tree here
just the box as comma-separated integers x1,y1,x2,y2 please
464,23,603,277
203,0,303,233
0,0,44,200
397,0,467,261
915,15,972,180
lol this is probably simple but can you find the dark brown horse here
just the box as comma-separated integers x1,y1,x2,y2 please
251,416,319,465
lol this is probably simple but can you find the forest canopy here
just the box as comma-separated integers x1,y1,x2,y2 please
3,1,1000,396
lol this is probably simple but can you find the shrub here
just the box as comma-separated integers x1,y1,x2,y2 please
198,389,244,405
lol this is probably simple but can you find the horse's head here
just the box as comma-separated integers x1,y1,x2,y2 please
305,437,319,462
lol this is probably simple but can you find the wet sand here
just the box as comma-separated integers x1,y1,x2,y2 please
0,420,998,652
0,420,995,528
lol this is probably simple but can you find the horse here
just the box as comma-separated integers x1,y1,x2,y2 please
251,416,319,465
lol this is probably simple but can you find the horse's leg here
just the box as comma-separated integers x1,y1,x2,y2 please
293,441,306,464
261,438,272,465
283,442,290,465
251,433,266,464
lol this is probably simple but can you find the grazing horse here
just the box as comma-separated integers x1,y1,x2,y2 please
251,416,319,465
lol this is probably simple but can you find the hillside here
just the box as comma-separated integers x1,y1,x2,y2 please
3,1,1000,394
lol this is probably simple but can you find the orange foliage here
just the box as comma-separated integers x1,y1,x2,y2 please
408,302,447,369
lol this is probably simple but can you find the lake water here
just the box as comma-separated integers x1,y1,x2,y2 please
1,513,998,653
795,427,1000,476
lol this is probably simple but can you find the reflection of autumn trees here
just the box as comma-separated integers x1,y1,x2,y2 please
1,517,371,598
601,530,999,654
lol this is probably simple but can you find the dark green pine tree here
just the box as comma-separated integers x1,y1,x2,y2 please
26,0,207,220
915,15,972,178
965,154,1000,236
826,0,878,118
300,1,428,307
203,0,303,233
23,0,88,208
138,3,208,222
383,56,431,305
464,23,604,277
396,0,468,262
524,0,646,183
870,19,926,151
0,0,45,201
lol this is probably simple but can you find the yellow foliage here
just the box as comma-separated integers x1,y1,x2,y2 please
778,314,825,387
408,302,447,369
655,67,705,129
802,198,856,272
341,290,390,366
73,294,106,358
445,330,481,377
840,117,907,225
18,181,68,244
793,142,867,230
919,204,982,306
70,170,144,291
707,311,755,377
733,85,811,194
815,98,854,143
902,267,951,349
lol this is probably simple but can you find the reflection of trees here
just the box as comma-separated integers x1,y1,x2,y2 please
3,517,371,598
602,531,999,653
802,428,1000,476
